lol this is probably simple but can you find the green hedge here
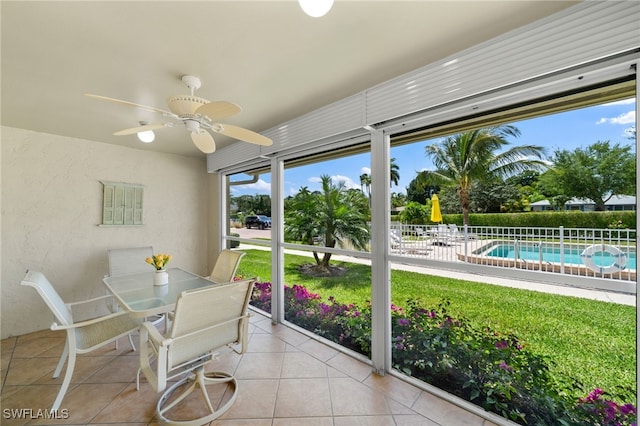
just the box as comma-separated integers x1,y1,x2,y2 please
442,211,636,229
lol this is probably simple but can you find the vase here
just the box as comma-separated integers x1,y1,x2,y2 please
154,269,169,286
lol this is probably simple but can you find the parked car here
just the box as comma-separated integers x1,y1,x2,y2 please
245,215,271,229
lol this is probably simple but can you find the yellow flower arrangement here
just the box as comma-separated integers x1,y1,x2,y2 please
145,254,172,271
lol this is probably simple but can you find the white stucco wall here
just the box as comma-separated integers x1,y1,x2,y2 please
1,126,212,338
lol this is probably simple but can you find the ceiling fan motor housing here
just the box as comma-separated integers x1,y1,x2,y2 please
166,95,208,116
184,119,201,133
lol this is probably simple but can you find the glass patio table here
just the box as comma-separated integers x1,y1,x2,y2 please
102,267,218,318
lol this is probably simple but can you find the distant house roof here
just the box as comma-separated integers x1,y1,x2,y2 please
530,195,636,206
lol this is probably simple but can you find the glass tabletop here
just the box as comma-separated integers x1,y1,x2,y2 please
103,268,218,317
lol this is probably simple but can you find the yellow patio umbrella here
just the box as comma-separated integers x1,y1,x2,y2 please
430,194,443,223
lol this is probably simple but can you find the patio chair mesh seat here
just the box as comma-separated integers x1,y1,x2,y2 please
73,314,142,350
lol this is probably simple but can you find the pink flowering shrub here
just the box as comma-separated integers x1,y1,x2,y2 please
575,388,637,426
250,282,636,425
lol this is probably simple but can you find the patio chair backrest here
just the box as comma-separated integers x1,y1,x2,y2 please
108,246,154,276
168,278,254,367
209,250,245,283
21,270,73,326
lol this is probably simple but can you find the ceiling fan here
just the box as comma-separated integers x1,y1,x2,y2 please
85,75,272,154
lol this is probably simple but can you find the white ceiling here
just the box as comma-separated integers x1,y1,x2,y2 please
1,1,578,158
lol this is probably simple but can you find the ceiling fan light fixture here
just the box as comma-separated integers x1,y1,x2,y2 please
137,130,155,143
298,0,334,17
137,121,155,143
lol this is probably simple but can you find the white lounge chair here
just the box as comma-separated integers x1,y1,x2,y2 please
138,278,255,425
20,270,142,411
431,224,451,245
390,228,403,249
415,227,428,239
447,224,467,241
448,223,478,241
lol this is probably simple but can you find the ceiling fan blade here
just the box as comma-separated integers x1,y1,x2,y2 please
113,123,167,136
85,93,175,116
195,101,242,120
214,124,272,146
191,130,216,154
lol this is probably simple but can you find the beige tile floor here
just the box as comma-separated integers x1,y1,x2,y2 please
1,311,500,426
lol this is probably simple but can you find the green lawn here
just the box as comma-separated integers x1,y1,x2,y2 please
237,248,636,401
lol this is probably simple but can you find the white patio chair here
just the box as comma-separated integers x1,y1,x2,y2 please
108,246,165,329
138,278,255,425
162,250,245,331
20,270,142,411
208,249,245,283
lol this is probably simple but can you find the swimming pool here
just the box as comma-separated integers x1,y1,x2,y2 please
485,244,636,270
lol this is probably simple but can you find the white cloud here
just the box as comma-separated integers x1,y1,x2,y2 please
306,175,360,190
331,175,360,189
230,178,271,194
601,98,636,107
288,186,300,196
361,167,371,174
596,110,636,125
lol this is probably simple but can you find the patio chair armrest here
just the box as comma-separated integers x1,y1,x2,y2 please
139,320,170,392
65,293,118,308
141,321,166,345
50,310,132,331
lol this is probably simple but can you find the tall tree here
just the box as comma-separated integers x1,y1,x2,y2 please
390,157,400,187
359,157,400,198
548,140,636,211
423,125,547,224
406,171,439,205
391,192,407,209
359,173,372,199
285,175,370,271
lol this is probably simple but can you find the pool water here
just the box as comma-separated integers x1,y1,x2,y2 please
486,244,636,270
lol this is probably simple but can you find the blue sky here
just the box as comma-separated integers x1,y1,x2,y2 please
230,98,636,197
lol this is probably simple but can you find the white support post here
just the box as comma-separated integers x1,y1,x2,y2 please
370,128,391,375
271,157,285,324
634,65,638,406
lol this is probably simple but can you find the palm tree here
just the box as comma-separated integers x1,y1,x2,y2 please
359,173,372,199
285,175,370,271
424,125,547,225
390,157,400,187
359,158,400,195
